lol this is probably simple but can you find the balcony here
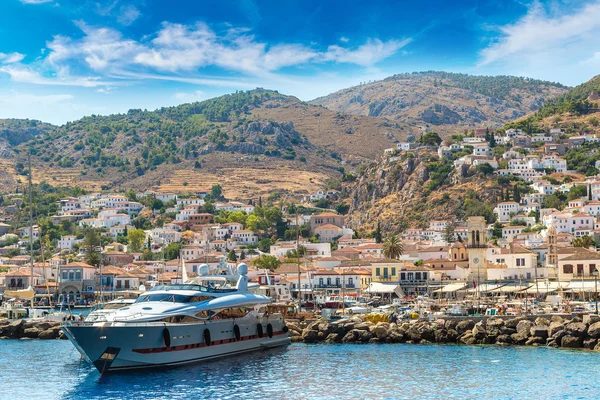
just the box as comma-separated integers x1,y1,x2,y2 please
315,284,356,289
376,276,395,282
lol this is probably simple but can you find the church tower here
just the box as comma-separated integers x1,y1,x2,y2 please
466,216,488,284
547,225,558,266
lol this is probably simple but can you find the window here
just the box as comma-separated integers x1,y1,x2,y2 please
400,273,406,280
335,278,341,287
376,268,380,276
563,264,573,274
326,278,331,285
319,278,324,286
407,272,414,280
348,278,353,286
391,267,396,276
383,268,388,277
415,272,422,280
423,272,428,280
75,270,82,280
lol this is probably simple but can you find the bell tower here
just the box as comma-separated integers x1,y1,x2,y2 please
467,216,488,283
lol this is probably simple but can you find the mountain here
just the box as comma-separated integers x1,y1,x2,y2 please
343,149,501,236
536,74,600,118
310,71,568,135
1,89,417,199
0,119,55,157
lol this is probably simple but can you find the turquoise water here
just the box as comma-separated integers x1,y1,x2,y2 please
0,341,599,399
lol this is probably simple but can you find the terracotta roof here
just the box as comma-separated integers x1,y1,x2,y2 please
314,224,343,230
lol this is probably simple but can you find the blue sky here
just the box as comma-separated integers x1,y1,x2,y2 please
1,0,600,124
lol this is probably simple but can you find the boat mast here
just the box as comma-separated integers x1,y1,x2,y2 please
28,152,35,306
99,246,103,303
296,208,301,309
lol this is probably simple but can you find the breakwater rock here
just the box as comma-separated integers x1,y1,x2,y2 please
286,314,600,350
0,319,66,340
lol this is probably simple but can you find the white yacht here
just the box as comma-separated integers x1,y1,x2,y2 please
61,264,290,373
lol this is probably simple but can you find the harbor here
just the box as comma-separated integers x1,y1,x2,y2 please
1,340,599,400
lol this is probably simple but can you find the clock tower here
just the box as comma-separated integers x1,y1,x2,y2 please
466,216,488,284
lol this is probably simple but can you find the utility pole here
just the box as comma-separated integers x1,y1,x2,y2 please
296,208,301,310
28,153,34,298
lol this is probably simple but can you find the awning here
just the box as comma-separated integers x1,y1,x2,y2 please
468,283,505,293
366,282,400,294
522,282,566,294
564,281,599,293
491,284,532,293
4,287,35,300
433,283,467,293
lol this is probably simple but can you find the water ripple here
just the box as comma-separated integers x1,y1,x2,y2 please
0,341,599,399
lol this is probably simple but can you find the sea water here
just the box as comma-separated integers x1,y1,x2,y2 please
0,340,599,399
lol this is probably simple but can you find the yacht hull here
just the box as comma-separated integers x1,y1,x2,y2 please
62,316,290,373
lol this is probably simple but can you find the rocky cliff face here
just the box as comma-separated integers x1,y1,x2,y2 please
0,119,54,157
344,149,497,235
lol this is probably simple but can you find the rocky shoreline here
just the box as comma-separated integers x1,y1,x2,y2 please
0,319,66,340
286,314,600,350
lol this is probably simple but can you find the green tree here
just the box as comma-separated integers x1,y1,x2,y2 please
210,184,224,201
443,222,456,244
373,220,383,244
227,250,238,262
383,235,403,259
573,235,595,248
127,229,146,253
164,242,182,261
83,228,101,267
142,248,154,261
420,132,442,146
251,255,281,271
491,222,503,238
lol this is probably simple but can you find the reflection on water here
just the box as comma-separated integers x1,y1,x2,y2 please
1,341,600,399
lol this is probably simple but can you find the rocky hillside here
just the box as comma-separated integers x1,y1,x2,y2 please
1,89,416,199
310,71,568,136
0,119,55,157
344,149,500,235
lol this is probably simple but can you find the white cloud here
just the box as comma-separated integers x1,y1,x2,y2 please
477,1,600,84
19,0,53,3
340,37,349,43
117,5,140,26
323,38,412,67
173,90,206,101
1,19,410,90
0,52,25,64
0,64,111,87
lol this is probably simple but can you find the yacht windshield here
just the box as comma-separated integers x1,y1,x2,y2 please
134,294,213,304
135,294,193,303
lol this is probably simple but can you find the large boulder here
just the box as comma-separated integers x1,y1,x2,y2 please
561,335,583,348
525,336,545,346
370,323,389,340
444,319,458,330
472,322,487,340
550,315,564,324
459,331,477,345
23,327,41,339
486,318,505,329
353,322,372,331
565,322,587,337
510,332,529,345
317,322,333,335
583,338,598,350
357,330,373,343
583,314,600,325
301,329,319,343
38,328,57,340
341,330,358,343
516,320,533,336
534,317,550,327
548,321,565,337
386,330,405,343
496,334,513,344
587,321,600,338
286,322,302,335
434,329,450,343
456,320,475,334
530,326,549,339
324,333,341,344
506,316,527,329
